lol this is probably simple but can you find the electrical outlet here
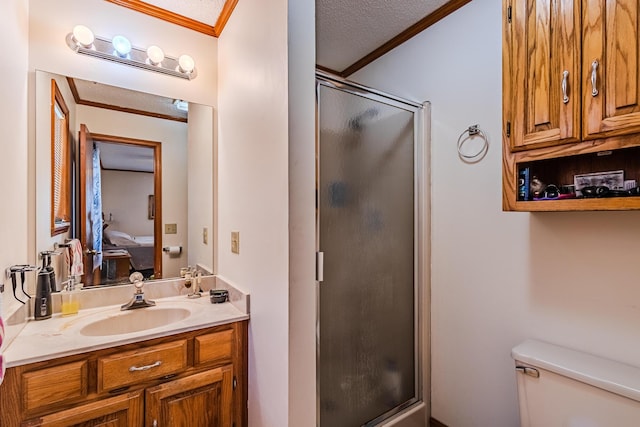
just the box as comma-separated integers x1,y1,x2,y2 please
165,223,177,234
231,231,240,254
203,227,208,244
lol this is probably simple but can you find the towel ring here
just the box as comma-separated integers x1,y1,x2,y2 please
457,125,489,161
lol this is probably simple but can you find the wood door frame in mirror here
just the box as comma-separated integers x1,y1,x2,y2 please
91,133,163,280
51,80,71,236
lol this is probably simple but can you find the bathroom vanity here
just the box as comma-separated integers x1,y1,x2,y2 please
0,289,249,427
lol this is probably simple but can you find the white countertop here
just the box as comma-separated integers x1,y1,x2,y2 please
4,295,249,368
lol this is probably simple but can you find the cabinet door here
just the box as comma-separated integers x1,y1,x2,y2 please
146,366,233,427
506,0,581,150
30,390,143,427
583,0,640,139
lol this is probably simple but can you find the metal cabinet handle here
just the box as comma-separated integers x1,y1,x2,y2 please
153,421,158,427
591,60,599,97
562,70,569,104
129,360,162,372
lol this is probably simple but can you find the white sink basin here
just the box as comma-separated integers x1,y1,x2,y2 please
80,307,191,336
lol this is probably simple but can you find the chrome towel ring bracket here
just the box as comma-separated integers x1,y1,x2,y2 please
457,124,489,162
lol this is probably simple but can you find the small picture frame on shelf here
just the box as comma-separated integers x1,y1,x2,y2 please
574,170,624,197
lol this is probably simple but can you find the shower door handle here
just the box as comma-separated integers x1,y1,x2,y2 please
316,252,324,282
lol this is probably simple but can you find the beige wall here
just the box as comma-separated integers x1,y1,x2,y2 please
101,170,154,237
353,0,640,425
0,0,30,321
187,103,215,273
287,0,317,425
217,0,290,424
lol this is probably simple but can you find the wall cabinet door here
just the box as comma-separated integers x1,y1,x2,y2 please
32,391,143,427
583,0,640,138
146,365,233,427
506,0,581,150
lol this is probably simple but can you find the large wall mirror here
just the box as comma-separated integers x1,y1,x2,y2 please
36,70,215,287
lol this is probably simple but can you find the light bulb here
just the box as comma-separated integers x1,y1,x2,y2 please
146,45,165,65
112,35,132,58
178,54,195,74
72,25,94,48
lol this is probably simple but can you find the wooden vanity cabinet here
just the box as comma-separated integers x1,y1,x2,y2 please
503,0,640,211
0,321,248,427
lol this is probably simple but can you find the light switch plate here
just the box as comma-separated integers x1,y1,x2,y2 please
231,231,240,254
165,223,177,234
203,227,208,244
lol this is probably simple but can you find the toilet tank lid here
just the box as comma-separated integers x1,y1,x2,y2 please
512,339,640,403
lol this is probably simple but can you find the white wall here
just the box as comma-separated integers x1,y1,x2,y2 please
353,0,640,425
0,0,30,323
216,0,290,425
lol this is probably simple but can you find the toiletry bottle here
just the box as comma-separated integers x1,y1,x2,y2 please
61,278,80,316
45,253,57,293
35,267,52,320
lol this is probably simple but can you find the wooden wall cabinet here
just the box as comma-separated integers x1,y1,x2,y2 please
503,0,640,211
0,321,248,427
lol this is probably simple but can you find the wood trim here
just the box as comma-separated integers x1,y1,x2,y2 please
105,0,229,37
89,133,163,279
340,0,472,77
430,417,448,427
67,77,187,123
213,0,239,37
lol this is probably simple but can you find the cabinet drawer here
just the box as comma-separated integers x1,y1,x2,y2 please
22,360,88,412
195,329,234,366
97,340,188,393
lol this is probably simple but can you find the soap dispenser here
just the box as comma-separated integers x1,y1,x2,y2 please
35,265,52,320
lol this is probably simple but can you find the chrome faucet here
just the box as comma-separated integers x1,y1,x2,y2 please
121,272,155,310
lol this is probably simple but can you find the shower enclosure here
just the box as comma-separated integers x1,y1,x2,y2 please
316,73,428,426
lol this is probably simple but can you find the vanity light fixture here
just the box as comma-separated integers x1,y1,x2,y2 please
71,25,95,49
173,99,189,112
146,45,165,66
112,35,132,58
66,25,197,80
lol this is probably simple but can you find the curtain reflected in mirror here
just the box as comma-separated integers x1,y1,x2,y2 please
51,80,71,236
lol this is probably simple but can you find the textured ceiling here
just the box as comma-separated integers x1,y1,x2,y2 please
316,0,453,72
72,78,188,121
143,0,225,26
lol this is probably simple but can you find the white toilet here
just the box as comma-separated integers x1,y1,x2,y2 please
512,339,640,427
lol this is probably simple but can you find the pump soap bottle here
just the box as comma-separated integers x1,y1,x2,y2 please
35,264,52,320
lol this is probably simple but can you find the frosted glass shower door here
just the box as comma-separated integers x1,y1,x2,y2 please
317,82,419,427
